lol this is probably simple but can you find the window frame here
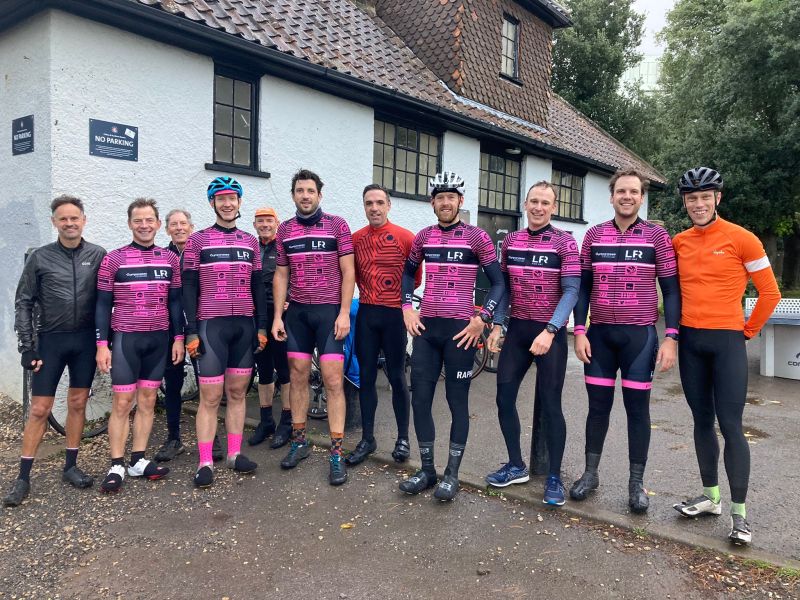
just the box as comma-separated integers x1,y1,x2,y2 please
372,117,442,201
478,150,522,218
210,67,260,173
551,165,588,224
500,14,520,81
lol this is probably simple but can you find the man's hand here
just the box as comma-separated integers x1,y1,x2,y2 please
272,317,287,342
403,309,425,337
255,329,268,353
96,345,112,373
656,337,677,372
453,316,486,349
186,334,202,359
20,350,42,373
530,329,555,356
486,325,503,353
334,312,350,341
171,338,185,365
574,333,592,364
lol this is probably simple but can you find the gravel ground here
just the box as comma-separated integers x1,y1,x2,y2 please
0,395,796,599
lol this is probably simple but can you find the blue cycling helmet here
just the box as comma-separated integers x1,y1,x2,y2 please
207,176,243,202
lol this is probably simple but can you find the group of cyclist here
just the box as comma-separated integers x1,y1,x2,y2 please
5,165,780,546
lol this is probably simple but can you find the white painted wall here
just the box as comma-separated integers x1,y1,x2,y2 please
0,13,54,400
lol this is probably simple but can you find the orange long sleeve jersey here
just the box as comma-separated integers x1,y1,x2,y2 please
672,217,781,338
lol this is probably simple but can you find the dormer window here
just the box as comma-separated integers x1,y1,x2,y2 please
501,15,519,79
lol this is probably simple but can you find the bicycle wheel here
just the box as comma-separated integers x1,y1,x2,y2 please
471,333,489,378
48,369,112,438
308,350,328,420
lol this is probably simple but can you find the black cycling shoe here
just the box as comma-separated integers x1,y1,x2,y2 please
399,469,438,495
194,465,214,488
329,454,348,486
62,466,94,489
280,442,310,469
433,475,460,501
270,412,293,449
154,439,185,463
212,436,224,462
2,479,30,507
345,438,376,466
391,438,411,463
569,472,599,501
248,421,276,446
226,453,258,474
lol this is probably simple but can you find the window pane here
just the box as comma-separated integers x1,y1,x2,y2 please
418,175,427,195
396,149,407,171
383,145,394,168
214,105,232,135
373,143,382,165
215,76,233,105
406,150,418,173
233,80,251,109
397,127,407,148
374,120,384,142
479,189,487,205
510,161,519,177
428,137,438,157
480,153,489,170
384,123,395,144
383,168,393,187
233,109,250,138
214,134,232,163
407,129,418,150
426,155,437,175
373,166,382,186
233,138,251,167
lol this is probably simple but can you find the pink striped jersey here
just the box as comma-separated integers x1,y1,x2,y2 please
408,221,497,321
580,218,677,326
182,225,261,321
96,243,181,332
501,225,580,324
275,213,353,305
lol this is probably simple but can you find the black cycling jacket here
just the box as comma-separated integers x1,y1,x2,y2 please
260,238,278,306
14,239,106,353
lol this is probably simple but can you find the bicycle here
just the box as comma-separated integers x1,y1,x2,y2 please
22,367,113,438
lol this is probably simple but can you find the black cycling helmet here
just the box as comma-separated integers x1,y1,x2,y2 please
678,167,723,193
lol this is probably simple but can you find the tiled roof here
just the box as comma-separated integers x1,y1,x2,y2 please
133,0,664,183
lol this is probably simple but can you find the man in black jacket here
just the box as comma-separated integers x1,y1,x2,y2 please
4,195,106,506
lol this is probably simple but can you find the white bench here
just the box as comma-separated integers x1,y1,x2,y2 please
745,298,800,379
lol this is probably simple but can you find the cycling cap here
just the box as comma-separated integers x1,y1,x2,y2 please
254,207,278,219
428,171,465,197
207,176,243,201
678,167,723,193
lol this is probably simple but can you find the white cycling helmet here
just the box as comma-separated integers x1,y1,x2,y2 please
428,171,465,197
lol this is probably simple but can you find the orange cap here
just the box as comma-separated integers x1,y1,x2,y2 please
254,207,278,220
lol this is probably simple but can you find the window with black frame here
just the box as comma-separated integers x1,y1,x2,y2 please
501,16,519,79
213,72,257,169
373,119,440,198
552,168,585,221
479,152,521,213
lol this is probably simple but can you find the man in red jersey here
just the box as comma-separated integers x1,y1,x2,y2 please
347,184,421,466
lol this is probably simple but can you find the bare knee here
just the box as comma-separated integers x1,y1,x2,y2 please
28,397,53,421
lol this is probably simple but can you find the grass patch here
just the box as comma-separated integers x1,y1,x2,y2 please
632,526,649,538
485,486,504,498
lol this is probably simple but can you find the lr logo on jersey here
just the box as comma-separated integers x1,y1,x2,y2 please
625,250,643,260
447,251,464,261
237,250,252,260
312,240,327,249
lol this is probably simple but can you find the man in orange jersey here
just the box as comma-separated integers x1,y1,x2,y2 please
347,184,420,466
671,167,780,545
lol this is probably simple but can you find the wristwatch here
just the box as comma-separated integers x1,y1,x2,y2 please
545,323,559,334
479,311,493,325
665,332,679,341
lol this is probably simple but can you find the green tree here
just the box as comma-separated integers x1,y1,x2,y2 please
651,0,800,282
551,0,650,151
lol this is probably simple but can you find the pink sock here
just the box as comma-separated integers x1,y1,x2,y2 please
227,433,242,458
198,441,213,466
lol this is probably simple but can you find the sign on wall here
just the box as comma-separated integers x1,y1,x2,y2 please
89,119,138,161
12,115,34,155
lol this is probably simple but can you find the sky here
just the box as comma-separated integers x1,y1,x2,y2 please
633,0,675,56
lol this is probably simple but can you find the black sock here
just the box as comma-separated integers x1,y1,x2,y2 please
130,451,145,466
260,406,274,424
111,457,125,467
444,442,466,479
167,424,181,442
419,442,435,475
18,457,34,482
64,448,78,472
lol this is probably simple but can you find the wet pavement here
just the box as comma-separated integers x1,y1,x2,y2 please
285,325,800,565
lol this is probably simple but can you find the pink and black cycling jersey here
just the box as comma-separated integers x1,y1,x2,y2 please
182,225,261,320
96,243,181,336
275,212,353,305
501,226,580,324
405,221,497,321
578,218,678,327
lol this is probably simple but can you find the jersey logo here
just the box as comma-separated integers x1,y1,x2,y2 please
81,261,92,266
712,250,726,255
